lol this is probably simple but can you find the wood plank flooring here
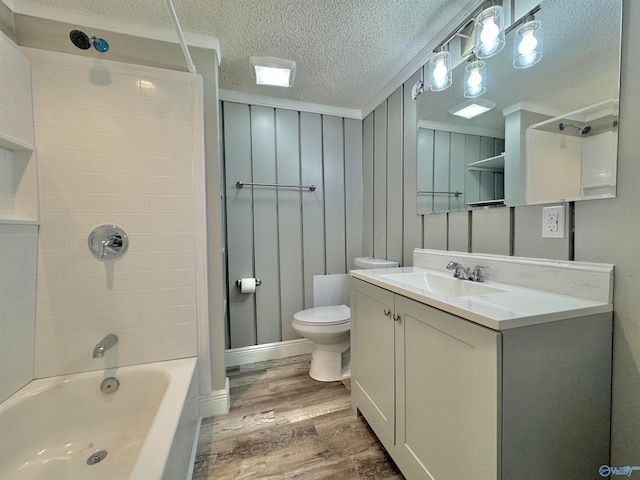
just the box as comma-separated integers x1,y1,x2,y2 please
192,354,404,480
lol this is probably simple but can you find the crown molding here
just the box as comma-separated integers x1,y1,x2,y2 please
219,89,362,119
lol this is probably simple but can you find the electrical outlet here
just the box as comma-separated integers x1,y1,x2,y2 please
542,205,565,238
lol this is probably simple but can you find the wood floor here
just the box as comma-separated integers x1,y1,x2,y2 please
192,354,404,480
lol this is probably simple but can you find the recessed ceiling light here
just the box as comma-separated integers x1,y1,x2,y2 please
449,99,496,119
250,56,296,87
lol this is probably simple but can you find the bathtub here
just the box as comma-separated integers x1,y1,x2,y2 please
0,357,200,480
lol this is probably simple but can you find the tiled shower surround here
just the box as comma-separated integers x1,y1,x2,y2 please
26,48,204,378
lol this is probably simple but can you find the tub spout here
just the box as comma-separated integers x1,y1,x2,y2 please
93,334,118,358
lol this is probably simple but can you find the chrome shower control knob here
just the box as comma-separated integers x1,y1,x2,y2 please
88,225,128,261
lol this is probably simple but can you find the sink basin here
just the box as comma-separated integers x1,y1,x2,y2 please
380,272,505,297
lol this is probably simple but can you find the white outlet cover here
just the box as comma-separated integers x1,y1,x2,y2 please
542,205,565,238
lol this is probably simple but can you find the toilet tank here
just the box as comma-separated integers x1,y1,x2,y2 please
353,257,399,269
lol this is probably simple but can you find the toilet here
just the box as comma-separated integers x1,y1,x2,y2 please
292,257,399,382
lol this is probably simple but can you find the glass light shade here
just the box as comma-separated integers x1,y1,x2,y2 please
513,20,543,69
474,5,505,59
464,60,486,98
429,51,452,91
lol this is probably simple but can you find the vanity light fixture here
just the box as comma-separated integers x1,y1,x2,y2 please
250,56,296,87
464,59,486,98
429,50,452,91
449,98,495,119
513,16,543,69
474,5,505,59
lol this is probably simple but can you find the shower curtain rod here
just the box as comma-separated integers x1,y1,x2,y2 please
164,0,197,74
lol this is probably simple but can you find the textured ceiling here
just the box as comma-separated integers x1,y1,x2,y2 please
18,0,476,110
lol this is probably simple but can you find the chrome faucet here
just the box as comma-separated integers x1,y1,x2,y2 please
446,262,489,282
446,261,471,280
93,334,118,358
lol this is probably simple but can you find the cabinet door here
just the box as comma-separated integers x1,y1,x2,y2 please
395,296,500,480
350,280,396,448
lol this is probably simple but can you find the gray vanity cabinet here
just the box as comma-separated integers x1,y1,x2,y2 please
350,277,612,480
351,279,499,480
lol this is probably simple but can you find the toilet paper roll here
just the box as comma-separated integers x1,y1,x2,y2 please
239,278,256,294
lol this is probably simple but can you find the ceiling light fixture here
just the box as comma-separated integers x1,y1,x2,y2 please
250,56,296,87
474,5,505,59
449,98,496,119
513,17,543,69
429,50,452,92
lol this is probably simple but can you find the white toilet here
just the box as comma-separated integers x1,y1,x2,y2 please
292,257,399,382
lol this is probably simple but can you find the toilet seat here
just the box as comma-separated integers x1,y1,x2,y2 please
293,305,350,326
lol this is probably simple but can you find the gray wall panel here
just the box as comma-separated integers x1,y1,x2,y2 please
362,113,374,256
471,208,511,255
300,112,326,308
323,115,347,274
403,70,422,266
251,106,281,344
433,130,450,213
513,203,570,260
373,102,388,260
276,108,304,341
345,118,363,270
224,102,256,348
424,213,447,250
449,133,466,212
386,88,403,265
448,211,470,253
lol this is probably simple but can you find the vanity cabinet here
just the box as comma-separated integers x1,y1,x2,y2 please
350,278,612,480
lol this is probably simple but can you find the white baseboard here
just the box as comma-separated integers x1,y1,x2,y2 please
199,377,230,418
225,338,313,367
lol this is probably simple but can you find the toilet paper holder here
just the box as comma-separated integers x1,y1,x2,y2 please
235,278,262,287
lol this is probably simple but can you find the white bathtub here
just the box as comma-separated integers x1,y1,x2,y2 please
0,358,200,480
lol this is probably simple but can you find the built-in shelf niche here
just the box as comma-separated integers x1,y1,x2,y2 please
0,134,38,225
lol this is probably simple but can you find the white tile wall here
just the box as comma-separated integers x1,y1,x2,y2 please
0,224,37,402
24,48,202,377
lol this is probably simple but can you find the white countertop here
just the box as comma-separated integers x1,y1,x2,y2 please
350,266,613,331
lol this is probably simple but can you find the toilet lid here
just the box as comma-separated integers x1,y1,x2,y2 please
293,305,350,326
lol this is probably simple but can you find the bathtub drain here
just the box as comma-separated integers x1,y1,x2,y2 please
87,450,108,465
100,376,120,394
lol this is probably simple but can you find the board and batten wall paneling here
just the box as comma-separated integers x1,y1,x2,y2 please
223,102,363,348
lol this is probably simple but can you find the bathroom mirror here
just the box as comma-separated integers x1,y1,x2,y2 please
416,0,622,214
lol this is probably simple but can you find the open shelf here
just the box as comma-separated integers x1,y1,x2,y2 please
467,153,505,172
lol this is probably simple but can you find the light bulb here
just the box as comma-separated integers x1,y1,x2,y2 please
480,16,499,52
433,59,448,88
481,17,499,43
518,29,538,55
467,68,482,89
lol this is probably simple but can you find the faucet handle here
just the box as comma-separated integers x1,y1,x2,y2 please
471,265,489,282
446,261,460,270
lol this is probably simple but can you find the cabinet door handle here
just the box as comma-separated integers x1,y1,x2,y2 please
383,308,391,317
393,313,401,322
